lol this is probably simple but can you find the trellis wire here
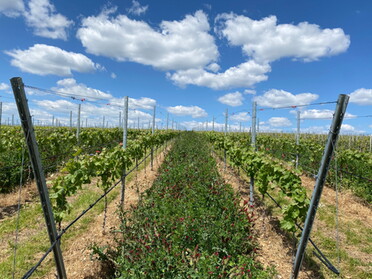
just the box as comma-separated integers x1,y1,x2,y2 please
265,192,339,274
217,146,339,274
20,144,160,279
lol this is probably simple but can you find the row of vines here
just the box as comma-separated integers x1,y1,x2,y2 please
50,130,177,226
0,126,156,192
92,132,275,278
208,132,310,232
222,132,371,203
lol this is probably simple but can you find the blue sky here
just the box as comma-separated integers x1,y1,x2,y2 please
0,0,371,134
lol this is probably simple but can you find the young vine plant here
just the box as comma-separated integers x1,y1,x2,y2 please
208,133,310,232
50,132,176,228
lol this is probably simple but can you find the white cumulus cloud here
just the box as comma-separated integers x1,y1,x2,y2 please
173,14,349,90
341,124,365,134
218,91,244,107
53,78,113,100
6,44,101,76
27,78,159,126
1,102,16,113
77,9,218,71
254,89,318,108
0,0,72,39
244,89,256,95
230,112,250,122
53,79,156,110
215,13,350,63
268,117,292,127
167,105,207,118
35,99,78,114
349,88,372,105
129,97,156,110
206,63,221,73
168,61,270,90
0,82,10,91
33,96,155,127
127,0,148,16
294,109,356,119
24,0,73,40
0,0,25,17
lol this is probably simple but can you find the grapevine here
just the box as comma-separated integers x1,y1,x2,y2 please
208,132,310,232
50,131,177,226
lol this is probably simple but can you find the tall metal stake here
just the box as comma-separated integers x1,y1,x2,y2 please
291,94,349,279
212,116,215,131
250,102,257,206
119,111,122,129
166,113,169,130
296,111,301,169
121,96,128,208
151,105,156,170
76,104,81,143
0,101,2,131
224,109,228,170
69,111,72,128
10,77,67,279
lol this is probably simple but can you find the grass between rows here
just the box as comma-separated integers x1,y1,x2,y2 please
0,145,166,279
93,132,275,278
221,149,371,279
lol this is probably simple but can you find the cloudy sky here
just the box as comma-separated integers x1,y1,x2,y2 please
0,0,371,133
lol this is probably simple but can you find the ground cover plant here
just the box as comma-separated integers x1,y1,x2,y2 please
93,132,275,278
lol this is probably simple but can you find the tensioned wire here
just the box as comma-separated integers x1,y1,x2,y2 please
215,142,340,274
20,142,164,279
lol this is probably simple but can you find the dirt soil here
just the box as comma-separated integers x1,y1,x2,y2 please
0,146,170,278
3,143,369,278
39,146,171,279
214,155,319,279
301,175,372,274
301,175,371,229
214,154,371,279
0,176,45,220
